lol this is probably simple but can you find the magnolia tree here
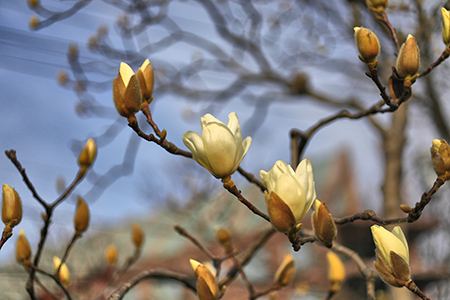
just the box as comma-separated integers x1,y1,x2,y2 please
3,0,450,299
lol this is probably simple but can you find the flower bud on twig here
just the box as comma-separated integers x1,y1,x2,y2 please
366,0,388,13
354,27,380,64
16,229,32,266
442,8,450,46
74,197,89,235
113,62,143,120
53,256,70,287
327,251,346,293
395,35,420,80
2,184,22,229
190,259,219,300
105,244,118,266
312,200,337,248
78,138,97,170
430,139,450,180
214,227,232,251
28,15,40,30
371,225,410,287
274,253,295,287
136,59,155,104
132,222,144,250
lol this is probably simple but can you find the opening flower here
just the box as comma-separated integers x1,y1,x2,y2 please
260,159,316,233
112,62,142,119
190,259,219,300
182,112,252,181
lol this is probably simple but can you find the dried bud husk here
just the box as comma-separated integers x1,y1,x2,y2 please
312,200,337,248
265,192,296,234
395,35,420,80
214,227,232,251
105,244,118,266
442,8,450,46
74,197,90,235
136,59,155,103
190,259,219,300
132,222,144,250
430,139,450,180
274,253,295,287
354,27,380,64
2,184,22,229
53,256,70,287
327,251,346,293
16,229,32,265
366,0,388,12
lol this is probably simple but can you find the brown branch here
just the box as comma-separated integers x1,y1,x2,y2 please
108,269,196,300
174,225,215,260
419,48,450,78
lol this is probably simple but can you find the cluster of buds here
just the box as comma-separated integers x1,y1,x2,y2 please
113,59,154,122
430,139,450,180
190,259,219,300
311,200,337,248
371,225,410,287
274,253,295,287
2,184,22,232
260,159,316,234
354,27,380,66
183,112,252,182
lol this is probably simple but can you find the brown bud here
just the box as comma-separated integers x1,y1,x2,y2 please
29,15,40,30
396,35,420,79
354,27,380,64
312,200,337,248
57,70,68,86
214,227,232,251
366,0,388,12
190,259,219,300
53,256,70,287
74,197,90,235
136,59,154,102
113,62,143,119
399,204,412,213
274,253,295,287
265,191,296,233
105,244,118,266
132,222,144,250
16,229,32,265
430,139,450,180
78,138,97,170
327,251,346,293
2,184,22,228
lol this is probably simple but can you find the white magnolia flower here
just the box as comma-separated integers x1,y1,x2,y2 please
182,112,252,180
260,159,316,232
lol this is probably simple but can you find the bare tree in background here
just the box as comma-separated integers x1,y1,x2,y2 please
4,0,450,299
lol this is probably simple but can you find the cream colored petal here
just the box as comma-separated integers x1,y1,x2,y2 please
391,226,409,261
230,136,252,175
274,173,306,222
371,225,409,268
201,113,223,127
140,59,150,71
202,122,237,178
295,159,316,206
190,259,201,273
182,131,213,174
226,112,243,147
119,62,135,86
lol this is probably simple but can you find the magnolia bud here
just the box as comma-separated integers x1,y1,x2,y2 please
2,184,22,229
274,253,295,287
311,200,337,248
53,256,70,287
214,227,232,251
105,244,118,266
132,223,144,250
27,0,40,8
366,0,388,12
430,139,450,180
57,70,69,86
113,62,142,119
442,8,450,46
136,59,155,103
16,229,32,265
396,35,420,79
78,138,97,169
190,259,219,300
74,197,90,235
354,27,380,64
327,251,346,293
29,15,40,30
265,192,296,233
